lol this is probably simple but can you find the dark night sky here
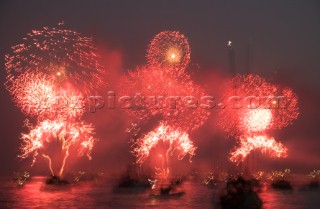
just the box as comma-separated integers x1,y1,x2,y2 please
0,0,319,175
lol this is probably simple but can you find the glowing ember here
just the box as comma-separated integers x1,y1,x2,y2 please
146,31,190,75
308,170,320,180
269,169,291,181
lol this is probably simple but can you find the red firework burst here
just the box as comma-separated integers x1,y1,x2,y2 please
119,66,210,132
219,74,299,163
9,71,85,119
146,31,191,76
219,74,299,136
4,23,102,176
121,31,209,179
5,22,105,95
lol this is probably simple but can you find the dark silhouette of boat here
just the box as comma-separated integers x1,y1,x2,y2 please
150,191,185,198
117,177,150,188
116,164,152,189
150,182,185,198
220,176,262,209
45,175,69,185
309,180,319,188
271,180,292,190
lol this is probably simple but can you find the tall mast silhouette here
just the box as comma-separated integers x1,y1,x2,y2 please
227,41,236,74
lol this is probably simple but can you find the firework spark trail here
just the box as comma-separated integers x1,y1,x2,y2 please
20,119,95,176
132,122,196,179
132,122,196,164
219,74,299,163
229,135,288,163
5,23,102,176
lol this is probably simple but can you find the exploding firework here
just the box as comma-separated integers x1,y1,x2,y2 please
20,119,95,177
219,74,299,163
219,74,299,136
9,71,85,119
119,31,209,131
119,66,210,132
5,22,105,95
146,31,191,75
121,31,208,179
4,23,102,176
132,122,196,179
229,135,288,163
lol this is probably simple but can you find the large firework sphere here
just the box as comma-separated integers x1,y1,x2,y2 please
146,31,191,75
5,23,105,96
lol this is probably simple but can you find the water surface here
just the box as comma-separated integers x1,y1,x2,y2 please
0,176,319,209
